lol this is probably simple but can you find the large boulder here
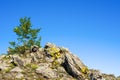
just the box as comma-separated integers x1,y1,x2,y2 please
62,52,85,79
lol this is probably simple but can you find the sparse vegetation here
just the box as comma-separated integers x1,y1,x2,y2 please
26,63,38,70
4,68,12,73
0,42,119,80
81,67,88,74
51,60,60,69
46,46,62,69
47,46,61,59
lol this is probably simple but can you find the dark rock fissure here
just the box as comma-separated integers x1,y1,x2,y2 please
62,57,80,80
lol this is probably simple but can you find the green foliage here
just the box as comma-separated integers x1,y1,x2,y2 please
46,46,62,69
81,67,88,74
8,17,41,54
47,46,61,59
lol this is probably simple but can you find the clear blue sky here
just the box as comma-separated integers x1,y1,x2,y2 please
0,0,120,76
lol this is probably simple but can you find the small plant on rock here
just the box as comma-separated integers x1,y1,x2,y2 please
46,46,62,69
47,46,61,59
81,67,88,74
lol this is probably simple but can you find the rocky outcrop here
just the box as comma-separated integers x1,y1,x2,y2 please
0,42,119,80
117,76,120,80
88,69,117,80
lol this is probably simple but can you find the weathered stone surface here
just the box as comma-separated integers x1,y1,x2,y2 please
44,42,56,48
0,55,6,60
45,57,54,63
0,63,9,71
88,69,117,80
60,77,74,80
24,57,32,65
30,52,39,62
102,74,116,80
36,63,57,79
10,67,23,72
117,76,120,80
36,63,51,75
15,73,24,79
3,72,16,80
0,43,118,80
62,52,85,79
11,55,24,66
31,45,39,52
57,66,66,73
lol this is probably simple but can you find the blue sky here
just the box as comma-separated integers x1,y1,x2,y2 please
0,0,120,76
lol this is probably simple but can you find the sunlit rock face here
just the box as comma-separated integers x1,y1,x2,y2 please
0,43,118,80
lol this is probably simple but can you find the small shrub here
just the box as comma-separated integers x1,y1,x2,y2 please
47,46,61,59
81,67,88,74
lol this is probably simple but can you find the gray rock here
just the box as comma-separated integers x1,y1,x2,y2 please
36,63,57,79
30,52,39,62
36,48,44,59
15,73,24,79
60,77,74,80
62,52,85,79
102,74,116,80
71,53,86,69
36,63,50,73
3,72,17,79
0,63,9,71
44,42,56,49
24,57,32,65
10,67,23,72
57,66,66,73
36,67,57,79
0,42,118,80
117,76,120,80
0,55,6,60
11,55,24,66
